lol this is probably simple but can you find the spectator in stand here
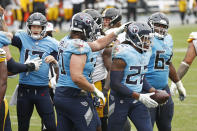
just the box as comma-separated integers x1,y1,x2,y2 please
72,0,84,15
179,0,187,25
46,0,59,28
127,0,138,21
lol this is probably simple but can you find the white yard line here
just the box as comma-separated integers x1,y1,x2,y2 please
173,48,187,52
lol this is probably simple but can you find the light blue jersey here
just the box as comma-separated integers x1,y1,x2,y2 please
112,44,152,93
0,31,11,48
15,31,58,86
56,38,96,89
145,34,173,90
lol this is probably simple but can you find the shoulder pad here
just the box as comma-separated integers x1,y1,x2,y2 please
187,32,197,42
0,48,6,62
69,39,91,55
0,48,6,55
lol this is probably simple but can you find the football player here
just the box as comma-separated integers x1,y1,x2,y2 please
83,8,108,131
145,12,186,131
0,7,42,131
0,48,8,131
101,7,132,131
54,12,127,131
102,7,122,32
107,22,158,131
170,29,197,97
10,12,58,131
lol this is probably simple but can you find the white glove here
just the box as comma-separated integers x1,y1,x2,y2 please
92,84,105,104
139,93,158,108
170,82,177,96
114,21,132,36
176,81,186,101
50,76,57,90
25,56,42,71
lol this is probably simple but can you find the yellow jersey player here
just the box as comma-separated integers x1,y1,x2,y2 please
0,48,9,131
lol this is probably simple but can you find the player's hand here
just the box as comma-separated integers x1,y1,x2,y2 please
0,6,5,18
139,93,158,108
114,21,133,36
50,76,56,89
45,55,56,64
92,84,105,104
25,56,42,71
176,81,186,101
170,82,177,96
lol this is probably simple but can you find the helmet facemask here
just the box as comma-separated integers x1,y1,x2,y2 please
127,33,153,51
148,13,169,39
27,24,46,40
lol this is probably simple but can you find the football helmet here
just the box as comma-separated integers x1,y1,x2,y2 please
70,12,98,42
26,12,47,40
126,22,153,51
102,8,122,27
83,9,103,29
148,12,169,39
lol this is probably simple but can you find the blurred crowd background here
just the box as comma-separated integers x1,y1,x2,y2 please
1,0,197,32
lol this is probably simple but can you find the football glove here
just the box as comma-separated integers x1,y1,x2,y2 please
170,81,186,101
176,81,186,101
114,22,132,36
92,84,105,104
49,76,56,93
170,82,177,96
138,92,158,108
25,56,42,71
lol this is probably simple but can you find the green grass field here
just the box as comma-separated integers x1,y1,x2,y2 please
6,24,197,131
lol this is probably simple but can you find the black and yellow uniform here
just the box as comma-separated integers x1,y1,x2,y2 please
0,99,11,131
93,80,110,131
0,48,11,131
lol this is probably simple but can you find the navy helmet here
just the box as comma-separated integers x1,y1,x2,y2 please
70,12,98,41
126,22,153,51
26,12,47,40
148,12,169,39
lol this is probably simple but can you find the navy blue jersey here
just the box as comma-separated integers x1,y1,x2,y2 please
145,34,173,89
12,31,58,86
56,38,96,89
112,44,152,93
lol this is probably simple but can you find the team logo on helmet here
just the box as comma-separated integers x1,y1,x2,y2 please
79,14,91,25
129,25,139,34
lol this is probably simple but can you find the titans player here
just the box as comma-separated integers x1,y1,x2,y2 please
107,22,158,131
0,7,42,131
145,12,186,131
54,12,127,131
10,12,58,131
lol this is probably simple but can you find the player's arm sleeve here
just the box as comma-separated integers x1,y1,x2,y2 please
110,71,133,97
7,58,29,74
142,77,153,92
11,35,22,50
